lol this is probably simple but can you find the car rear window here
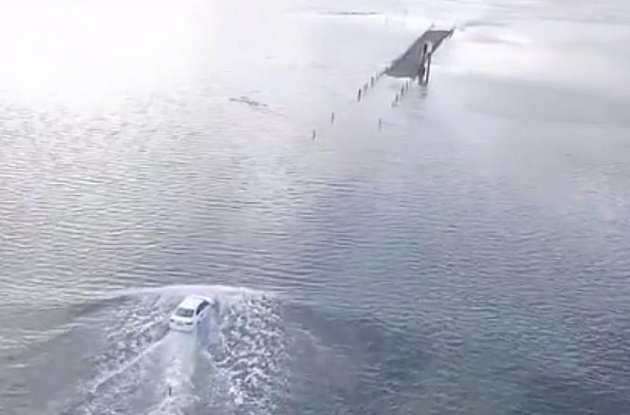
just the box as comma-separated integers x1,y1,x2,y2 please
175,308,194,318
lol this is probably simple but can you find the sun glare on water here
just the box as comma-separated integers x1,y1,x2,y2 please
0,0,195,107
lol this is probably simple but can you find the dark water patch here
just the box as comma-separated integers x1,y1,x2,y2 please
514,372,630,415
285,304,433,415
229,97,268,108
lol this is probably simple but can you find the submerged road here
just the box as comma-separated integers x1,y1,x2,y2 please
385,29,454,78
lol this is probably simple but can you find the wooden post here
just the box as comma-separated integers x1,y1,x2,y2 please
421,41,433,85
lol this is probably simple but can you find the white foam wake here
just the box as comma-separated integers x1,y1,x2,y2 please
63,284,287,415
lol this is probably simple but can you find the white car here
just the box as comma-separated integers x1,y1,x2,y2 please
169,295,214,332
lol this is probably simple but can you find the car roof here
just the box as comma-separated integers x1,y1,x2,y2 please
176,296,209,310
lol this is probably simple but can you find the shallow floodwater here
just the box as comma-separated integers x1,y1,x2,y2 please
1,0,630,414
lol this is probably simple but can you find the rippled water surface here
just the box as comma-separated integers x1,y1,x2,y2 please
1,0,630,414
